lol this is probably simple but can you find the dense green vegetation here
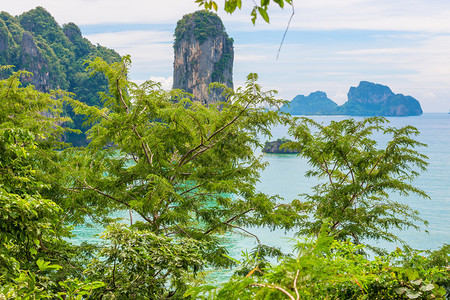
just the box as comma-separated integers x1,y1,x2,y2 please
0,7,121,146
0,3,448,299
0,66,104,299
0,57,448,299
191,226,449,299
174,10,232,48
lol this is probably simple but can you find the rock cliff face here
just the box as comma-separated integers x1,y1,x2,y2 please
173,11,233,105
281,81,423,116
19,32,50,92
340,81,423,116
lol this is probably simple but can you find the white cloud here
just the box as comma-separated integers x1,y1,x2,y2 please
148,76,173,90
290,0,450,33
5,0,200,25
337,48,414,56
331,92,349,105
335,35,450,88
423,92,436,98
85,30,174,79
86,31,173,48
130,76,173,90
6,0,450,34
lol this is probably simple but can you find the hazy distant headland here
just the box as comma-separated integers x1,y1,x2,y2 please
281,81,423,116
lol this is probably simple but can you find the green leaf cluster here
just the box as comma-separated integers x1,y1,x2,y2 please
196,227,449,299
174,10,233,49
196,0,294,24
0,56,444,299
284,117,429,253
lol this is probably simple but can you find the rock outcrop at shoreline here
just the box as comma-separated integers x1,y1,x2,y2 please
263,139,299,154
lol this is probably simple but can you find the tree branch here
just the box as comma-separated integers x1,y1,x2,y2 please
175,224,193,239
76,181,153,224
204,208,254,235
116,63,129,113
178,99,251,167
293,269,300,300
131,125,154,166
225,223,261,244
250,283,295,300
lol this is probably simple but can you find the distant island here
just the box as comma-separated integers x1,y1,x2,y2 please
280,81,423,116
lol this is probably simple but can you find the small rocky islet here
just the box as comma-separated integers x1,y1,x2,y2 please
262,139,299,154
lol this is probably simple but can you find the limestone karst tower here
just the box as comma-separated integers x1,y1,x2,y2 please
173,11,233,105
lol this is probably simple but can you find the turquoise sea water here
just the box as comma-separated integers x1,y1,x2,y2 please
73,113,450,258
221,113,450,262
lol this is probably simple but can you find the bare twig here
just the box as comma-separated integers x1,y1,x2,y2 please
293,269,300,300
276,1,295,60
251,283,295,300
226,223,261,244
204,208,254,235
176,224,193,239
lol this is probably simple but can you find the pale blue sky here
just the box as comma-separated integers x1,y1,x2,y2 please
4,0,450,112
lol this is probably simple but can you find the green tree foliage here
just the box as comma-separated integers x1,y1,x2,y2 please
194,225,449,299
50,56,304,297
196,0,294,24
0,57,443,299
85,224,205,298
284,117,429,253
0,67,104,299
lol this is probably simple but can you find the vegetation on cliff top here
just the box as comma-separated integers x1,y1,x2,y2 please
174,10,233,49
